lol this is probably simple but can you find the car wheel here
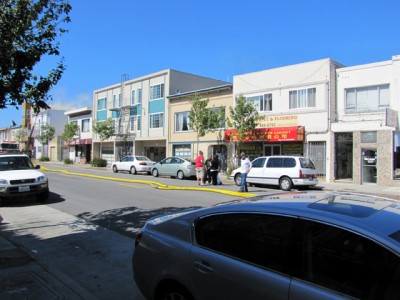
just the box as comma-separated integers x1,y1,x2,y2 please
130,166,137,175
234,173,242,186
156,283,194,300
279,176,293,191
177,170,185,180
37,190,49,203
112,165,118,173
152,168,159,177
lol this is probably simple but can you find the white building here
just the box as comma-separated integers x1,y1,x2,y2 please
92,69,229,165
64,107,92,164
333,55,400,186
31,109,68,160
233,58,343,181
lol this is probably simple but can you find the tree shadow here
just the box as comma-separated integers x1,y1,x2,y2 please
77,206,202,237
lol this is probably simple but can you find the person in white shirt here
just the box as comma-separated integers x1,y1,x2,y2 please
239,152,251,192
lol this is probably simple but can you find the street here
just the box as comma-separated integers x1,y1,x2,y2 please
0,166,264,299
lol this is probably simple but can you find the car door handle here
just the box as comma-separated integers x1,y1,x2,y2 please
193,260,214,273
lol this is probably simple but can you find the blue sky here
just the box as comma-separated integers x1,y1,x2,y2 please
1,0,400,128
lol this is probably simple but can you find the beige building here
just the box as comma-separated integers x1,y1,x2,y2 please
168,84,233,173
92,70,229,165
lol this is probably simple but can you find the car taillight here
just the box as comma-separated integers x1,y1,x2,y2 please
135,231,143,247
139,162,146,166
299,169,303,178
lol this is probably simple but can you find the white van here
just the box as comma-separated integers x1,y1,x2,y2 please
230,156,318,191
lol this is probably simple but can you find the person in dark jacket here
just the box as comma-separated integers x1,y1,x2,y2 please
210,154,220,185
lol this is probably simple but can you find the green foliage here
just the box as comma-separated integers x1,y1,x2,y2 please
13,128,25,146
39,156,50,162
37,124,56,144
62,122,79,143
91,157,107,167
92,118,114,141
227,95,261,155
63,158,73,164
0,0,72,112
188,93,225,153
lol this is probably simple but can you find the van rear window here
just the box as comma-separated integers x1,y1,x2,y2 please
300,158,315,169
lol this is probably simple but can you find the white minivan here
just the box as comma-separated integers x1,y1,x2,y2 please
230,156,318,191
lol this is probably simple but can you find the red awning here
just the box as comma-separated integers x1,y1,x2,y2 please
224,126,304,142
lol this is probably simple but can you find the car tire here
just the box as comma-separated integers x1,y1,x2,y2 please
112,165,118,173
152,168,159,177
156,283,194,300
234,173,242,186
37,190,49,203
177,170,185,180
130,166,137,175
279,176,293,191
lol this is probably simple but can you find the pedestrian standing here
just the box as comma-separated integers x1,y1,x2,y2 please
195,151,205,186
239,152,251,192
204,155,212,185
210,154,220,186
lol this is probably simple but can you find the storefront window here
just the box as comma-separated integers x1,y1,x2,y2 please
394,132,400,180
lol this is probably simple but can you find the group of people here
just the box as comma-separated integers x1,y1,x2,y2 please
195,151,252,191
195,151,223,186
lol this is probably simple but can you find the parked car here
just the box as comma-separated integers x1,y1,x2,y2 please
133,192,400,300
0,153,49,206
151,156,196,180
111,155,156,175
230,155,318,191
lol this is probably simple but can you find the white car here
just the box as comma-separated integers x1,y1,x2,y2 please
111,155,156,175
0,154,49,206
231,155,318,191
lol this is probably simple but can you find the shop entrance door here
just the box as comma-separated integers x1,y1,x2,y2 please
362,149,377,184
264,145,281,156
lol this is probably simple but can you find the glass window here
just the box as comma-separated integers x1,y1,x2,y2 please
293,219,400,299
129,115,141,132
150,83,164,100
267,157,283,168
150,113,164,128
81,119,90,132
195,213,294,274
175,112,191,132
97,98,107,110
289,88,316,109
131,89,136,105
246,94,272,112
251,157,266,168
137,88,142,104
345,84,390,113
282,157,296,168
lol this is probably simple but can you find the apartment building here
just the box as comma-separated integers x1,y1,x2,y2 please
31,109,68,160
92,69,229,164
168,84,233,172
333,55,400,187
64,107,92,164
233,58,343,181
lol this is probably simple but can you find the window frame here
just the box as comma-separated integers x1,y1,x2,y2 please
289,88,316,109
149,112,164,129
150,83,165,101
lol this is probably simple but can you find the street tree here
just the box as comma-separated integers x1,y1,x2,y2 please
37,123,55,158
188,94,225,155
62,122,79,144
92,118,114,159
227,94,261,165
13,128,26,151
0,0,72,112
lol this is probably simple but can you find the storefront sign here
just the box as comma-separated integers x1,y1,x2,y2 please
258,115,299,128
225,126,305,142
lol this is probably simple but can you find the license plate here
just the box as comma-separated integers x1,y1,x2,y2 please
19,186,30,192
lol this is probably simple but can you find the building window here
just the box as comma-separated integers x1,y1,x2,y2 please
246,94,272,112
150,83,164,100
138,88,142,104
289,88,316,109
131,90,136,105
345,84,389,113
113,94,122,108
129,115,141,132
149,113,163,128
81,119,90,132
175,112,191,132
97,98,107,110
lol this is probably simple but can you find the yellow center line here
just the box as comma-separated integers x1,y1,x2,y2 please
41,167,257,198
